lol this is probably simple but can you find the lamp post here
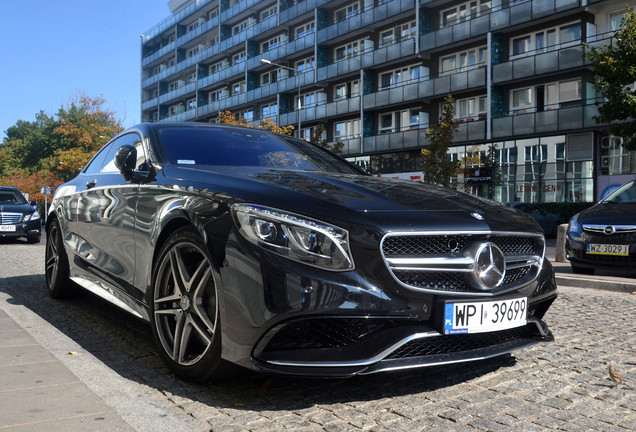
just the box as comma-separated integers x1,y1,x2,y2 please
260,58,302,139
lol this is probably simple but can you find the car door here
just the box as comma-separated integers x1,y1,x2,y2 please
75,133,145,300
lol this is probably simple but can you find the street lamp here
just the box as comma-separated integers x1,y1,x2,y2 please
260,58,302,139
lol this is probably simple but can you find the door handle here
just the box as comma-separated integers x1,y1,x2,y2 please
86,179,97,189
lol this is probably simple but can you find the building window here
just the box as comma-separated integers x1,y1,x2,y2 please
510,79,581,114
261,102,278,119
260,5,277,20
510,22,581,58
296,21,315,39
232,19,249,36
208,89,224,103
334,38,369,61
379,65,422,90
232,80,246,95
440,0,491,28
261,35,283,53
260,69,279,86
208,60,227,75
334,2,360,23
239,110,254,122
186,72,196,83
296,56,315,73
378,109,421,134
168,80,185,91
187,98,197,111
334,79,360,100
233,51,246,65
208,8,218,19
334,119,361,139
186,46,199,58
439,46,487,76
453,96,487,120
379,21,416,47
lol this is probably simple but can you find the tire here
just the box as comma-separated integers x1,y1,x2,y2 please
150,226,234,382
45,219,74,298
571,265,595,275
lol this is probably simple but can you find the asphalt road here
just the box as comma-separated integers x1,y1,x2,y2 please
1,238,636,431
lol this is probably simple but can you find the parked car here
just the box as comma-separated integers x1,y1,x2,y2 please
46,123,557,382
566,179,636,275
0,186,41,243
505,203,562,237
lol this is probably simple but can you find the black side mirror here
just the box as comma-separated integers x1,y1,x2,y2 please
115,145,137,181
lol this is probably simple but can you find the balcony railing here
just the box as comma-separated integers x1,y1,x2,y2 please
142,41,176,66
159,82,196,105
175,15,219,48
142,0,214,43
420,0,581,51
143,65,177,88
493,44,587,83
220,0,262,22
161,108,198,122
492,104,600,139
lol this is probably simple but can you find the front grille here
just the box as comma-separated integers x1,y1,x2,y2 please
386,326,532,359
262,318,410,352
381,232,544,295
572,248,636,264
0,212,22,224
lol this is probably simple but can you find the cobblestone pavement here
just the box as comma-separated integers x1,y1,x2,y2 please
1,239,636,432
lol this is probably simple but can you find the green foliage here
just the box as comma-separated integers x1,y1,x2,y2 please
309,123,344,154
0,94,123,208
421,95,460,187
585,8,636,150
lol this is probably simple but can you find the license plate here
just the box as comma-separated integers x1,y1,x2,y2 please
444,297,527,335
0,225,16,232
586,243,629,256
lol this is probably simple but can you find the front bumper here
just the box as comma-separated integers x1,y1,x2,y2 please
0,221,41,241
566,234,636,270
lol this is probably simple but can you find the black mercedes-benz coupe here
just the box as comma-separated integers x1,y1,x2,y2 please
566,179,636,275
0,186,41,243
46,123,557,382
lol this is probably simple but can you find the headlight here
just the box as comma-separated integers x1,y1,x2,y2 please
24,212,40,222
567,213,581,235
231,204,354,271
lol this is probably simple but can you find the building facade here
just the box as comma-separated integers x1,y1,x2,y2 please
140,0,636,203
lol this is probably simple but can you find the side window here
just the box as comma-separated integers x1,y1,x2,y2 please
83,144,113,175
101,133,144,173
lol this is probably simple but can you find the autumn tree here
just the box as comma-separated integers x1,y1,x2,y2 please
0,94,123,209
309,123,344,154
218,111,294,135
585,8,636,150
421,95,460,187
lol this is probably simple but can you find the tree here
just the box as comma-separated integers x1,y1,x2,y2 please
309,123,344,154
585,8,636,150
421,95,460,187
218,111,294,135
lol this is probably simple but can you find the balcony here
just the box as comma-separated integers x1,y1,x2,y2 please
197,93,247,117
247,35,314,69
493,44,586,83
142,0,214,43
176,16,219,48
159,82,196,105
361,120,486,154
198,62,245,90
142,41,176,67
220,0,262,22
142,97,159,111
177,44,220,73
143,65,177,88
316,0,416,44
280,0,323,24
161,108,198,122
333,137,363,156
419,0,581,51
492,104,600,139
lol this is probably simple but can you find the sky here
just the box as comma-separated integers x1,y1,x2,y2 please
0,0,173,140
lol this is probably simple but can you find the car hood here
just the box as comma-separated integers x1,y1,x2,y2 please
0,203,33,213
163,166,540,233
579,202,636,225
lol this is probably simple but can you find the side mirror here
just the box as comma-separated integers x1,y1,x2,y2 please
115,145,137,181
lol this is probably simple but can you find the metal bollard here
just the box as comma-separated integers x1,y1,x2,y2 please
555,224,568,262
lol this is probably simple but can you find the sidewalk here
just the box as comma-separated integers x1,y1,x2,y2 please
0,307,135,431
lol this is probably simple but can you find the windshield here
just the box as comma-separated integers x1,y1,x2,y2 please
0,190,26,204
157,126,361,174
603,181,636,204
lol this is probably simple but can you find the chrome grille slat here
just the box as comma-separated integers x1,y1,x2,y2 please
381,231,544,297
0,212,22,224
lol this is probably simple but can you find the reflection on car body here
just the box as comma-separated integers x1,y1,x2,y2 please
46,123,557,382
566,179,636,275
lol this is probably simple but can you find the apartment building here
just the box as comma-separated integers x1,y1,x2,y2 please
140,0,636,203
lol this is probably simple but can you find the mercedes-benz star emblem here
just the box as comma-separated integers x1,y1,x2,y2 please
467,242,506,290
